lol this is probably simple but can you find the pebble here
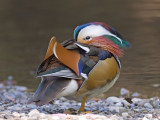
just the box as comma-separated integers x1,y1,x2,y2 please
106,96,121,105
144,114,152,119
144,103,153,109
108,106,125,113
12,112,20,117
27,104,37,109
20,113,26,117
120,88,130,97
28,109,40,117
121,99,131,107
132,98,143,104
132,92,141,98
15,86,27,91
8,76,13,80
20,116,28,120
0,83,160,120
122,112,129,117
13,106,22,111
115,102,123,107
151,84,160,88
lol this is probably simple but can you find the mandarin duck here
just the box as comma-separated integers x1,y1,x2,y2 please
29,22,130,112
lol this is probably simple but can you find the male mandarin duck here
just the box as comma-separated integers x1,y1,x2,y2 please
29,22,130,112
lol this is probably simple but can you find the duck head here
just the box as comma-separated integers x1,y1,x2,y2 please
74,22,130,57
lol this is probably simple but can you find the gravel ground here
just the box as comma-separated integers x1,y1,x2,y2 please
0,82,160,120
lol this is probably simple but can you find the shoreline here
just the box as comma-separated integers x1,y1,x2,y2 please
0,83,160,120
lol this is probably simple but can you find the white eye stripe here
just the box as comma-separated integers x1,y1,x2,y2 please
78,25,122,44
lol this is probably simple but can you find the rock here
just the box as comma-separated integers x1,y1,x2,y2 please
132,98,143,104
144,114,152,119
1,83,160,120
120,88,130,97
106,97,121,106
28,109,40,119
13,106,22,111
121,99,131,107
144,103,153,109
150,97,160,108
12,112,20,117
21,116,28,120
115,102,123,107
142,117,149,120
15,86,27,91
132,98,149,106
39,113,46,119
27,104,37,109
132,92,141,98
122,112,129,117
8,76,13,80
0,84,3,89
151,84,160,88
20,113,26,117
3,114,12,119
108,106,125,113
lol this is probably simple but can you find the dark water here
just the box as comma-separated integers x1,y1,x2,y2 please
0,0,160,97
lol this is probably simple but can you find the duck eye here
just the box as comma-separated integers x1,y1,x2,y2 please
84,36,91,40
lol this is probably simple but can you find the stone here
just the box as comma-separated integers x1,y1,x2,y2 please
120,88,130,97
115,102,123,107
142,117,149,120
20,113,26,117
132,98,143,104
0,84,3,89
108,106,125,113
13,106,22,111
144,114,152,119
21,117,28,120
3,114,12,119
122,112,129,117
39,113,47,119
27,104,37,109
106,97,121,106
12,112,20,117
2,83,160,120
132,98,149,106
150,97,160,108
28,109,40,119
15,86,27,91
8,76,13,80
144,103,153,109
151,84,160,88
132,92,141,98
121,99,131,107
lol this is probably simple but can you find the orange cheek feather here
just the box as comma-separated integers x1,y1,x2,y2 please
78,36,123,57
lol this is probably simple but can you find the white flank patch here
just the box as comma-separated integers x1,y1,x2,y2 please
78,25,122,44
56,79,78,98
74,43,90,53
81,73,88,79
38,69,79,79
